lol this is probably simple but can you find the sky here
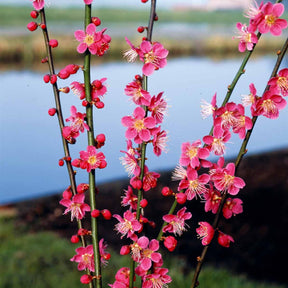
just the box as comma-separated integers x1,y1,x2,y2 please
0,0,207,9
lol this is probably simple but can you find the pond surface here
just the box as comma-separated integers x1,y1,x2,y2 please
1,56,288,204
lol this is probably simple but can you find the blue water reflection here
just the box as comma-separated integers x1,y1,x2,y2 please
1,56,287,204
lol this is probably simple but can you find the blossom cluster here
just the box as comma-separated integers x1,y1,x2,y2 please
110,34,172,287
234,1,287,52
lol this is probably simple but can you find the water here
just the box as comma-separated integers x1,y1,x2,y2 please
1,56,288,204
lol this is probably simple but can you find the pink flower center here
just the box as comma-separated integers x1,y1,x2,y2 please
265,14,276,26
88,155,97,165
187,147,198,159
277,77,288,93
134,119,145,131
262,99,277,114
84,34,95,46
82,253,93,265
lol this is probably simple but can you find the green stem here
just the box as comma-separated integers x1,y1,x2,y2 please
83,4,102,288
129,2,157,287
190,34,288,288
40,8,94,288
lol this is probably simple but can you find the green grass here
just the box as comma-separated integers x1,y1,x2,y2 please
0,216,285,288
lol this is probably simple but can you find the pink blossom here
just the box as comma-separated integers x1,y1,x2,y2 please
233,22,258,52
254,90,286,119
60,193,90,221
70,244,94,272
70,81,85,100
203,184,222,214
152,127,168,157
142,268,172,288
99,238,110,266
65,105,89,136
196,221,214,246
200,93,217,119
268,68,288,96
73,145,106,172
84,0,93,4
113,210,142,240
162,207,192,236
148,92,167,124
179,140,210,168
211,162,245,195
203,125,231,156
75,24,111,55
62,126,78,143
121,186,138,210
178,166,210,200
222,198,243,219
245,0,264,32
121,106,156,144
258,2,287,36
163,236,177,252
31,0,45,10
124,79,151,106
217,231,234,248
142,166,160,192
136,237,162,271
91,78,107,101
109,267,130,288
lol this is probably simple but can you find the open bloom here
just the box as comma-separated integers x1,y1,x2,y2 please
142,268,172,288
162,207,192,236
65,105,89,136
31,0,44,10
268,68,288,96
233,22,258,52
60,193,90,221
178,166,210,200
211,162,245,195
70,244,94,272
258,2,287,36
124,79,151,106
121,106,156,144
222,197,243,219
196,222,214,246
254,90,286,119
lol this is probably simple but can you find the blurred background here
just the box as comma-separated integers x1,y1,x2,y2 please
0,1,287,288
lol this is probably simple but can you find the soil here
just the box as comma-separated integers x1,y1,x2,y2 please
5,148,288,285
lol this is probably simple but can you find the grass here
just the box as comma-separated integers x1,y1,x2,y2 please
0,216,285,288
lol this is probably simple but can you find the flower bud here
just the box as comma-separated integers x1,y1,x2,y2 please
48,108,57,116
62,188,72,199
137,26,145,33
101,209,112,220
30,10,39,19
70,235,79,244
91,209,100,218
65,64,79,74
80,275,93,284
58,159,64,166
43,74,50,83
40,23,46,29
59,87,70,93
161,186,173,196
217,231,234,248
49,39,58,48
164,236,177,252
95,101,104,109
27,21,38,31
140,199,148,208
120,245,130,255
77,183,89,193
91,17,101,26
176,192,187,204
50,74,57,84
58,68,70,79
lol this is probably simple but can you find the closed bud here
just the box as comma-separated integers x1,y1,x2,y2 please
62,188,72,199
91,17,101,26
50,74,57,84
27,21,38,31
30,10,39,19
59,87,70,93
58,69,70,79
80,274,93,284
101,209,112,220
140,198,148,208
48,108,56,116
95,101,104,109
91,209,100,218
58,159,64,166
43,74,50,83
65,64,79,74
176,193,187,204
40,23,46,29
164,236,177,252
82,100,89,107
49,39,58,48
77,183,89,193
137,26,145,33
120,245,130,255
70,235,79,243
162,186,173,196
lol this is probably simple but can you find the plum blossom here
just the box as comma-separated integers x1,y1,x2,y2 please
142,268,172,288
65,105,89,136
152,127,168,156
203,184,222,214
178,166,210,200
113,210,142,240
84,0,93,4
217,231,234,248
211,162,245,195
124,79,151,106
179,140,210,168
233,22,258,52
254,90,286,119
162,207,192,236
70,244,94,272
196,221,215,246
222,198,243,219
121,186,138,210
121,106,156,144
60,193,90,221
31,0,45,10
70,81,85,100
258,2,287,36
200,93,217,119
268,68,288,96
148,92,167,124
